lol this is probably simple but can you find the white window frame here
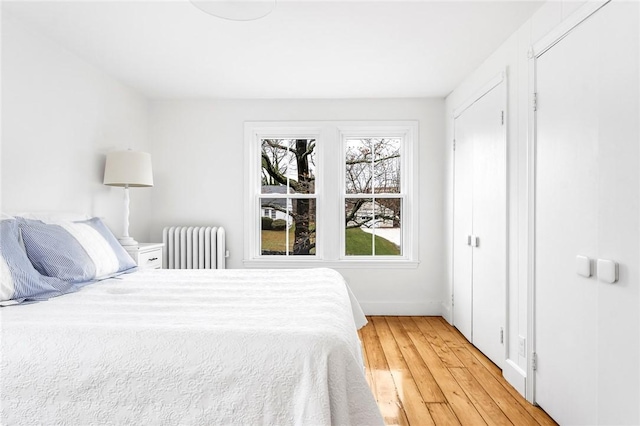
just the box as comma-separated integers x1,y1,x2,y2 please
244,121,419,269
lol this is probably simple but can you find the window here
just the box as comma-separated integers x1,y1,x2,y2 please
344,137,402,256
245,121,418,268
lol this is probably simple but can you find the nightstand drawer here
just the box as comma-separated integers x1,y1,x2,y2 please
125,243,164,270
139,249,162,269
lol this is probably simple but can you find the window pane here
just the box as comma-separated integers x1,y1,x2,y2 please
345,197,401,256
261,139,291,194
260,197,316,256
345,198,373,255
345,139,372,194
289,139,316,195
261,139,316,195
374,138,401,194
373,198,402,256
290,198,316,256
260,198,288,255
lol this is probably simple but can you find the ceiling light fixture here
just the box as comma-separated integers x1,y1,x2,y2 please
189,0,276,21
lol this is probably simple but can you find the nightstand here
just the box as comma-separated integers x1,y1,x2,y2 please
125,243,164,270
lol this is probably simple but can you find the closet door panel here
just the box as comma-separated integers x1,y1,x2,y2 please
471,86,506,369
594,3,639,423
534,2,640,424
534,10,599,424
452,114,473,342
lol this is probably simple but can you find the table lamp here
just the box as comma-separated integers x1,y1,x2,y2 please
103,150,153,247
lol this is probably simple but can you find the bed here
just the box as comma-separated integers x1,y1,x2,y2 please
0,267,383,425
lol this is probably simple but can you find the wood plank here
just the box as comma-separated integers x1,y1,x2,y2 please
390,317,488,425
360,320,410,426
358,329,373,387
428,316,470,349
427,403,462,426
452,347,538,426
449,367,513,426
460,336,503,380
381,317,446,403
371,317,436,426
517,403,557,426
411,316,464,368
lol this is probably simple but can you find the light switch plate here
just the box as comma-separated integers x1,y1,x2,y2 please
518,336,526,357
597,259,618,284
576,255,592,278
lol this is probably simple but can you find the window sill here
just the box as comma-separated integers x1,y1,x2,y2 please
242,259,420,269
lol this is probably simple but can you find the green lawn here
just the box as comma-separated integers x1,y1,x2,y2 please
261,228,316,254
344,227,400,256
261,227,400,256
261,228,293,252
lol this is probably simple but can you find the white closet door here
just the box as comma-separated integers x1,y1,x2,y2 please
471,85,506,369
453,110,474,342
535,19,599,422
594,2,639,421
453,81,506,368
534,2,639,424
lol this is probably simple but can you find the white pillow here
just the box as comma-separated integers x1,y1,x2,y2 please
17,217,137,283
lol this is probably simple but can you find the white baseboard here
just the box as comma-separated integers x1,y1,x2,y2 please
359,300,442,316
503,359,527,397
440,302,452,324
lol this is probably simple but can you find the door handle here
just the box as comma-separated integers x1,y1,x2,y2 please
597,259,618,283
467,235,479,247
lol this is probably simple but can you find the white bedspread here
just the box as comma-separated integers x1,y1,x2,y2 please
0,268,382,425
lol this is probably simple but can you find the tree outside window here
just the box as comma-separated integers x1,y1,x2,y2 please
259,139,316,256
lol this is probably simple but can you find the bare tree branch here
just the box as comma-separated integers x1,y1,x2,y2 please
345,153,400,165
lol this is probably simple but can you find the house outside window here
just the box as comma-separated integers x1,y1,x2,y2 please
244,121,418,268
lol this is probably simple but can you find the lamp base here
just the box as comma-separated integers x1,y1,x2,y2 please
119,236,139,247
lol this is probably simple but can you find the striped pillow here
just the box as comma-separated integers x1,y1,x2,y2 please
18,217,137,283
0,219,79,305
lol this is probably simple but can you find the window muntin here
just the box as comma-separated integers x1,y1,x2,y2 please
259,139,316,256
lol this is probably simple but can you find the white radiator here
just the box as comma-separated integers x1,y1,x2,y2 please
162,226,226,270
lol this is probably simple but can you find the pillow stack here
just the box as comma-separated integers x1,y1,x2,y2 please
0,217,137,305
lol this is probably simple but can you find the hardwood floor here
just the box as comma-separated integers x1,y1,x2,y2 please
358,316,557,426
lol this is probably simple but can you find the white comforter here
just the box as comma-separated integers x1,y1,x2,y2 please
0,268,383,425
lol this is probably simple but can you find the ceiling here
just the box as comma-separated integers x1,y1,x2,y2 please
2,0,543,99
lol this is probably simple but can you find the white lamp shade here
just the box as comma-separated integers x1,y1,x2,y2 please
103,151,153,187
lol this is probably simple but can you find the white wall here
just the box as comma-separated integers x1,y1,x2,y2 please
0,13,151,240
149,98,446,315
443,0,592,395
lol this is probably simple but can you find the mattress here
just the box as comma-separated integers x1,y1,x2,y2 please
0,268,382,425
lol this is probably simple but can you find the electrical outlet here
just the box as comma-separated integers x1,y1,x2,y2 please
518,336,526,357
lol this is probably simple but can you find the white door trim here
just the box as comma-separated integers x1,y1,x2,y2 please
530,0,610,59
453,71,505,119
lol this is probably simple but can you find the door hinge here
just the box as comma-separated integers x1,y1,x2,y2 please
451,294,454,307
501,110,504,125
500,328,504,344
453,139,456,151
533,93,538,111
532,352,538,371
